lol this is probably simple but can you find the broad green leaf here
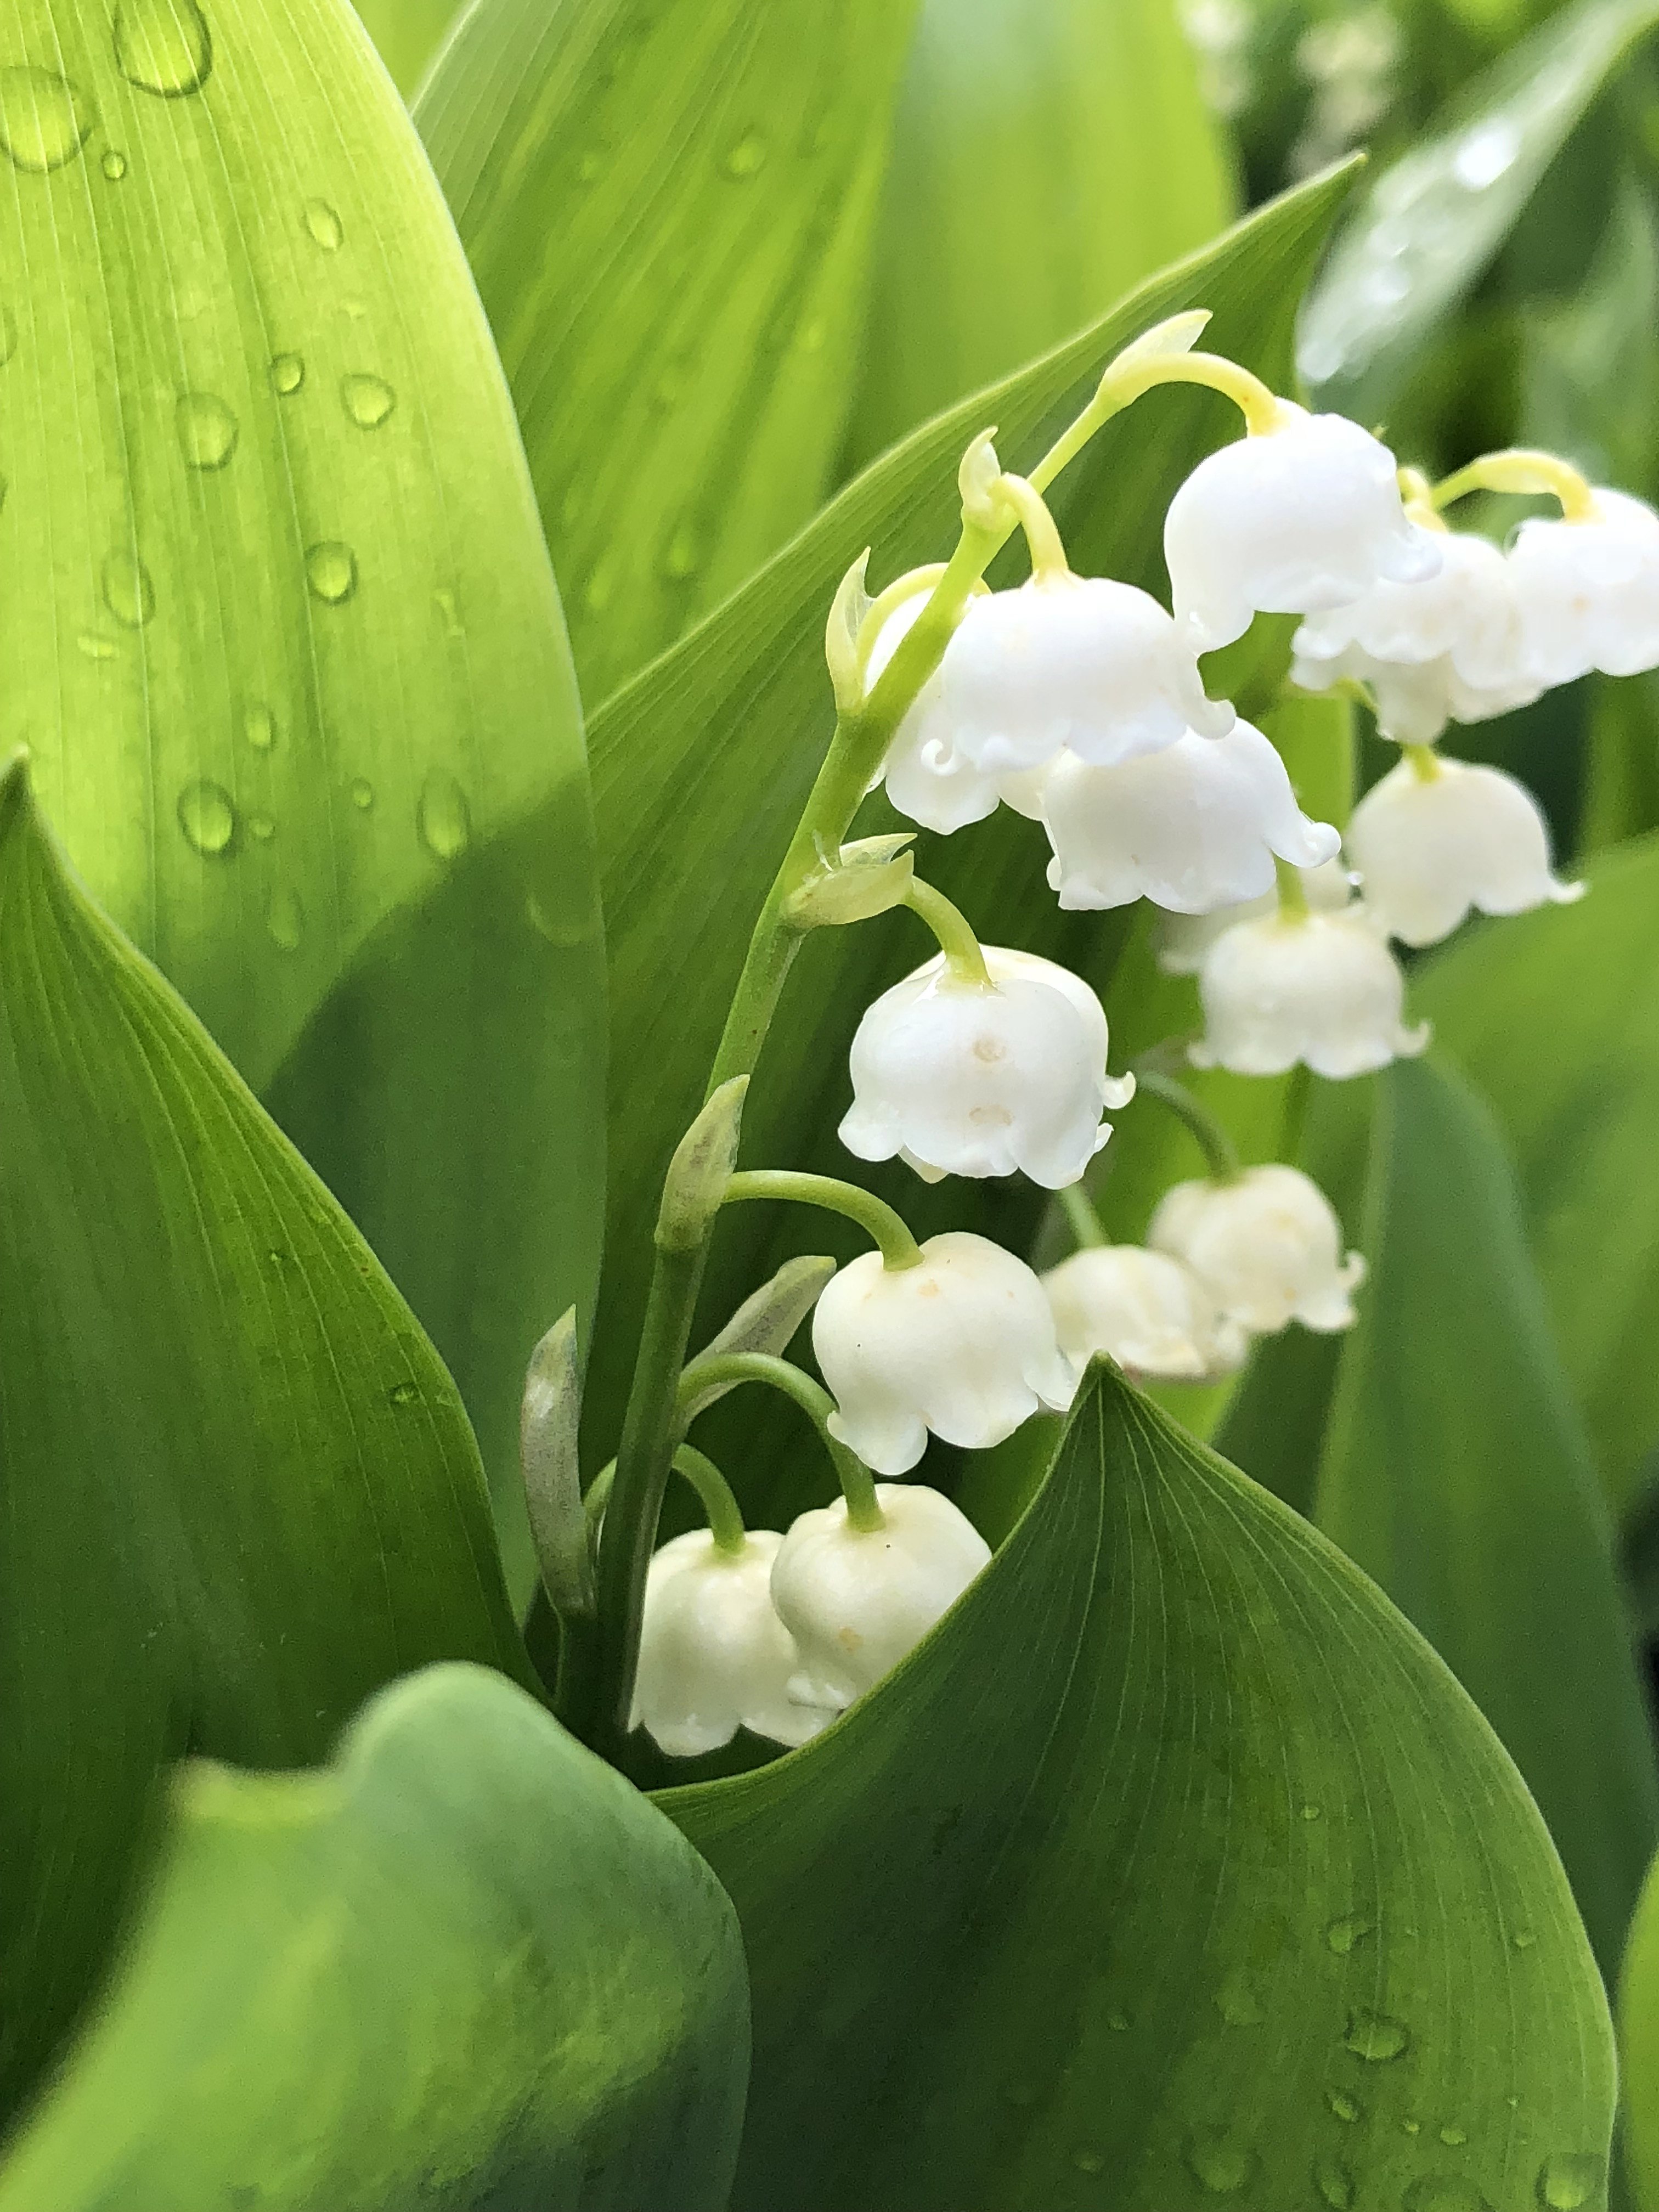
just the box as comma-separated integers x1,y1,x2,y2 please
1415,832,1659,1517
845,0,1233,469
584,169,1358,1513
1623,1849,1659,2209
667,1363,1614,2211
0,761,531,2112
415,0,924,698
1315,1056,1659,1977
1298,0,1659,421
0,0,607,1582
351,0,463,96
1582,673,1659,854
0,1666,748,2211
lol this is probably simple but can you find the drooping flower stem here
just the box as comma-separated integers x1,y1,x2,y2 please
1059,1180,1109,1251
674,1351,885,1532
723,1168,925,1270
1274,852,1311,918
1430,448,1598,522
1133,1068,1242,1183
905,877,992,986
671,1444,748,1555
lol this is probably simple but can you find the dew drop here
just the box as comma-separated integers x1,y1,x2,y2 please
0,305,16,364
270,350,304,394
177,777,236,855
304,198,342,250
723,128,767,177
247,811,274,842
305,540,357,604
1403,2179,1493,2212
176,390,238,470
1301,1803,1322,1821
1106,2010,1130,2033
1343,2007,1409,2062
341,371,394,428
1215,1970,1263,2027
1538,2154,1601,2209
660,523,702,581
1403,2119,1422,2137
1326,1914,1373,1956
433,586,462,637
1315,2155,1355,2211
388,1379,419,1407
1440,2127,1469,2147
0,65,94,173
77,630,119,660
1183,2127,1257,2194
416,769,470,860
101,147,127,179
1071,2150,1104,2175
101,550,154,628
114,0,213,97
1327,2091,1361,2124
349,775,374,811
243,703,276,752
1512,1928,1538,1951
266,885,303,950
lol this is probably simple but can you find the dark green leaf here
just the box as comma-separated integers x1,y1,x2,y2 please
416,0,924,697
1314,1056,1659,1976
667,1363,1614,2211
1622,1850,1659,2209
0,760,531,2112
0,1666,748,2210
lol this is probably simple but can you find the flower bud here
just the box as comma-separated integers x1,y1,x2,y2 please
1190,907,1429,1079
631,1529,821,1756
840,946,1133,1189
1040,721,1341,913
1042,1244,1248,1380
1156,857,1352,974
1165,404,1440,652
813,1231,1077,1475
1149,1164,1365,1333
1346,755,1583,947
771,1483,991,1715
1508,488,1659,684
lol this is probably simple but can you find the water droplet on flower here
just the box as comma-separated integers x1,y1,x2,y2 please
266,885,303,950
723,129,766,177
387,1379,419,1407
114,0,212,96
660,523,702,580
243,703,275,751
177,777,236,854
0,65,94,172
1327,2091,1361,2124
77,631,118,661
1326,1915,1373,1955
1184,2128,1257,2194
101,550,154,628
247,811,274,842
417,769,470,860
1403,2179,1493,2212
101,147,127,178
341,371,394,427
1343,2007,1409,2062
1315,2155,1355,2211
176,390,238,469
304,198,342,250
305,540,356,603
270,351,303,394
1538,2155,1601,2209
349,775,374,810
1440,2126,1468,2147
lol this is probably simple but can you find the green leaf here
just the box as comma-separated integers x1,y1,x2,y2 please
1622,1850,1659,2210
1314,1056,1659,1977
666,1363,1614,2211
844,0,1233,470
0,1666,748,2210
584,168,1358,1511
0,0,607,1582
349,0,463,96
1415,832,1659,1518
0,759,531,2112
1299,0,1659,421
415,0,925,698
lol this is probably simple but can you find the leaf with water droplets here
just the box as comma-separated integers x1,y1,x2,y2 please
303,540,357,604
114,0,213,98
341,371,395,428
0,65,94,174
175,391,239,470
176,777,237,856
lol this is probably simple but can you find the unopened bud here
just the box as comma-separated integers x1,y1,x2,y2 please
657,1076,748,1254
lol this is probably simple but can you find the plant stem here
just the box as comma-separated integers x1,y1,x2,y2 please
905,877,992,985
674,1351,884,1531
1059,1181,1109,1251
1404,742,1442,782
723,1169,924,1269
1134,1068,1242,1182
671,1444,748,1554
1274,853,1310,918
994,474,1071,581
1430,447,1597,522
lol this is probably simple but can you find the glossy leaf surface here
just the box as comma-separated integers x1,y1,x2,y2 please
668,1363,1615,2211
0,762,530,2112
0,1667,748,2211
1622,1848,1659,2210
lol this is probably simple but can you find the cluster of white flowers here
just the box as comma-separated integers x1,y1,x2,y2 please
630,326,1659,1755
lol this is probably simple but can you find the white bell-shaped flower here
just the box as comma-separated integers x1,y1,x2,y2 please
871,597,1062,833
1508,488,1659,684
1156,857,1352,974
1190,906,1430,1079
1290,640,1539,746
631,1528,821,1756
932,574,1231,774
1041,721,1341,913
1148,1165,1365,1334
814,1231,1077,1475
840,946,1135,1189
1042,1244,1248,1380
1346,755,1583,947
1165,403,1440,652
770,1483,991,1715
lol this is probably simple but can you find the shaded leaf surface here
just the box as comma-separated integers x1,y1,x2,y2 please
0,764,529,2114
668,1364,1613,2211
0,1666,748,2211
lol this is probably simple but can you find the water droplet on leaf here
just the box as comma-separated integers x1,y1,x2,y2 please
349,775,374,811
176,390,238,469
101,550,154,628
304,198,342,250
1344,2007,1409,2062
1105,2010,1130,2033
270,351,303,394
1215,1970,1263,2027
1440,2126,1468,2147
77,631,118,661
1301,1803,1322,1821
661,523,702,580
177,777,236,855
433,587,462,636
1315,2155,1355,2210
388,1379,419,1407
266,885,303,950
0,65,94,173
114,0,212,97
1071,2150,1104,2175
723,129,766,176
1326,1915,1373,1955
243,703,276,751
1184,2128,1257,2194
341,371,394,428
1404,2179,1493,2212
247,811,274,842
101,147,127,178
305,540,357,603
417,770,470,860
1327,2091,1361,2124
1538,2155,1601,2209
1512,1928,1537,1951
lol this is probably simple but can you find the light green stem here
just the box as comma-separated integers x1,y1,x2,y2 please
1135,1068,1241,1182
1059,1181,1109,1251
1430,447,1598,522
905,877,992,986
1404,742,1443,782
671,1444,748,1555
723,1169,924,1271
994,473,1070,581
674,1352,884,1531
1274,854,1310,918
